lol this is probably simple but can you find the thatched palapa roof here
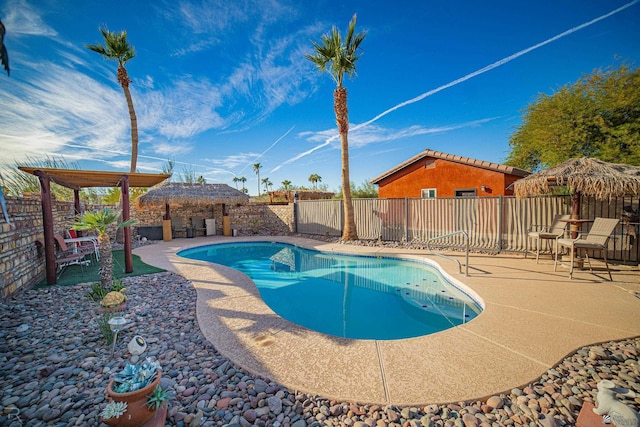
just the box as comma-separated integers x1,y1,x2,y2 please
136,182,249,208
514,157,640,200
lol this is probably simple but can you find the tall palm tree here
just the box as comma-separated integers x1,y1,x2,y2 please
72,209,136,290
86,27,138,173
253,163,262,196
308,173,322,190
281,180,292,190
239,176,247,193
306,14,366,240
232,176,240,189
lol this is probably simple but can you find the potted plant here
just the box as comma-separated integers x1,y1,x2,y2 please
101,359,164,427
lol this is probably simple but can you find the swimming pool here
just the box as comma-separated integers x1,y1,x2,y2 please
179,242,483,340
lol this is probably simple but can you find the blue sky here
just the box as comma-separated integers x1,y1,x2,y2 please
1,0,639,195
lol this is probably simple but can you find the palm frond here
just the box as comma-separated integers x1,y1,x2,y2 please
306,14,366,88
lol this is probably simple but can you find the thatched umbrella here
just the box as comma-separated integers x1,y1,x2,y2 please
514,157,640,233
136,182,249,210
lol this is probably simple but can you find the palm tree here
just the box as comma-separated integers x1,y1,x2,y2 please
72,209,136,290
232,177,240,189
308,174,322,190
306,14,366,240
262,177,272,193
239,176,247,193
281,180,292,190
253,163,262,196
86,27,138,173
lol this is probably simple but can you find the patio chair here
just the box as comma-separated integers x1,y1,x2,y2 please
191,217,206,236
554,217,620,280
37,235,91,277
525,214,570,263
171,217,187,238
65,229,99,260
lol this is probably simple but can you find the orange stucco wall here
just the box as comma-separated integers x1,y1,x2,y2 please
377,158,520,198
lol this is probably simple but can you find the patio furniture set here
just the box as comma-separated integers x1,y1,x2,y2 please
526,216,620,280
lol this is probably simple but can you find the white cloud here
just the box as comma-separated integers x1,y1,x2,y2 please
3,0,57,37
153,141,193,156
204,153,261,169
298,118,499,149
138,78,227,140
0,59,132,168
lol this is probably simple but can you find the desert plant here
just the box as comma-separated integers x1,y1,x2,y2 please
145,386,170,411
87,279,126,302
101,401,128,420
112,359,161,393
73,209,136,290
96,311,115,345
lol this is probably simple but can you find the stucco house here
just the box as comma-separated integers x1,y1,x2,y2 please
371,148,531,198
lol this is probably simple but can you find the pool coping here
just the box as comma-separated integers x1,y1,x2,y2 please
134,235,640,405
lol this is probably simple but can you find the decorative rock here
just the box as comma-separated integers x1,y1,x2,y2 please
243,409,257,423
462,413,478,427
486,396,504,410
1,270,639,427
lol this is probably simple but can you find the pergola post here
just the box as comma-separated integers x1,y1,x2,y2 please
73,189,81,215
121,175,133,274
35,170,56,285
73,189,82,237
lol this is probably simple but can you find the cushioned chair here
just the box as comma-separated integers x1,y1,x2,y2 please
191,217,206,236
171,217,187,238
526,214,570,263
554,217,620,280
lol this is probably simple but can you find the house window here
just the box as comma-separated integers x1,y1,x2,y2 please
421,188,437,199
455,189,477,198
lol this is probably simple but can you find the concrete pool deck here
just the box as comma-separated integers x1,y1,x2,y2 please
134,236,640,406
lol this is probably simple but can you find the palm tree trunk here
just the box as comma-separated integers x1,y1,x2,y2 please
334,87,358,240
98,233,113,289
118,65,138,173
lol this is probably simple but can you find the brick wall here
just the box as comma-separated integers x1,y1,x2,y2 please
130,203,294,237
0,195,117,299
229,203,294,235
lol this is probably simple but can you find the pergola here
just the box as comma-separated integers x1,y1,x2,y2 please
18,167,170,285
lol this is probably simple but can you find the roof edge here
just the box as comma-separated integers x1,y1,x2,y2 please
370,148,530,184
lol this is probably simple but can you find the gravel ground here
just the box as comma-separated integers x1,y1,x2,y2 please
1,245,639,427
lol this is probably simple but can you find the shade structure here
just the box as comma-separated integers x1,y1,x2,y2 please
17,167,170,189
513,157,640,201
17,167,170,286
136,182,249,208
514,157,640,243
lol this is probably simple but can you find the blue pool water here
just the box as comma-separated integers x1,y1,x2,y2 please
179,242,482,340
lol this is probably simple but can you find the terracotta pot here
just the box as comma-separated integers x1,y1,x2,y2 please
102,369,162,427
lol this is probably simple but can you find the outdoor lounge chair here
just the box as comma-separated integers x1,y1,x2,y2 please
554,217,620,280
525,214,571,263
37,235,91,277
191,217,207,236
171,217,187,238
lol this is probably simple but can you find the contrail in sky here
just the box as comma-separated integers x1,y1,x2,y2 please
271,0,638,173
239,125,295,175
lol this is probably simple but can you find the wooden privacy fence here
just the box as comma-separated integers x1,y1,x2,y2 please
296,196,639,263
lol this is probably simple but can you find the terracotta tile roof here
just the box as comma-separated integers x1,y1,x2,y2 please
370,148,531,184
